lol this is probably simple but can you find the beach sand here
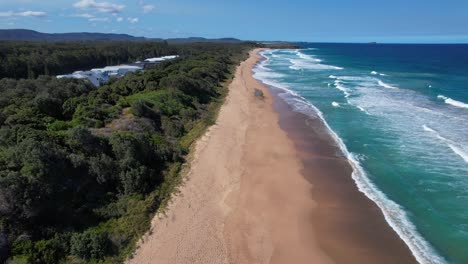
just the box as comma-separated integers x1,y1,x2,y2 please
127,49,417,264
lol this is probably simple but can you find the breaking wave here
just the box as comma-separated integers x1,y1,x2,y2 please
437,95,468,109
255,49,448,264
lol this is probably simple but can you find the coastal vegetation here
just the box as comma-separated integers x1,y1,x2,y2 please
0,41,254,263
0,41,177,79
254,88,265,99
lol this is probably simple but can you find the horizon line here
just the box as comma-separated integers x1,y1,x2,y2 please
1,28,468,45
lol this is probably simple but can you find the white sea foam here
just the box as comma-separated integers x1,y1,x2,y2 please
423,125,468,163
370,71,387,76
294,94,447,264
356,105,371,115
437,95,468,109
333,80,351,97
253,70,285,79
422,124,436,133
289,59,344,70
448,145,468,163
296,50,322,62
253,74,289,90
287,50,343,71
278,88,446,264
254,51,447,264
332,101,340,107
281,49,300,54
336,76,370,81
377,80,398,89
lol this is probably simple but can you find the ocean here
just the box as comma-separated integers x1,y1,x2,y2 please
253,44,468,264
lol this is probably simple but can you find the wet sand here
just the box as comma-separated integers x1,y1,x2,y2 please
127,49,418,264
270,87,418,263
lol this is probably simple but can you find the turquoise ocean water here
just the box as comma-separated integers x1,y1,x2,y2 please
253,44,468,264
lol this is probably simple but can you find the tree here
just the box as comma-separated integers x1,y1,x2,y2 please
66,126,101,154
0,112,6,126
119,166,149,194
131,100,161,128
34,94,63,118
0,40,254,262
70,230,109,260
0,232,8,263
89,154,117,185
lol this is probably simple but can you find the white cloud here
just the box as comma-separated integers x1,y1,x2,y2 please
73,0,125,14
18,11,47,17
73,13,94,18
142,4,155,13
138,0,154,13
116,17,123,22
73,12,111,22
127,17,138,23
0,10,46,17
89,17,110,22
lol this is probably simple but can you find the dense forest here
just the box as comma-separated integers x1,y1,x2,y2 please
0,41,255,263
0,41,180,79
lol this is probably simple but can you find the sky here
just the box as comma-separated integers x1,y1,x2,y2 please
0,0,467,43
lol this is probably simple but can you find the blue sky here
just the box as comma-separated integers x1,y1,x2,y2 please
0,0,467,43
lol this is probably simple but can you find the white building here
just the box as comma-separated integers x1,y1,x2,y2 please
58,65,142,86
57,71,105,86
144,55,179,63
91,65,142,77
56,55,178,86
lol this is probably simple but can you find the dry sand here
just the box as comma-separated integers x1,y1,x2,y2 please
127,49,417,264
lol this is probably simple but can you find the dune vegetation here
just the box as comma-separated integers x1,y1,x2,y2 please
0,41,255,263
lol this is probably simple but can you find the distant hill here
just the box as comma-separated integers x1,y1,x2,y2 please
0,29,148,41
0,29,243,43
166,37,242,44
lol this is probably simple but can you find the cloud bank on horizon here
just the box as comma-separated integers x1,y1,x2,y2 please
0,0,467,43
0,0,153,34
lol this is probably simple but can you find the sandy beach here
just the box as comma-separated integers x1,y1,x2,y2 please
127,49,417,264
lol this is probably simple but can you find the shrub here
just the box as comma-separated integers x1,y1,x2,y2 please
0,112,6,126
89,154,117,185
33,239,63,264
34,94,63,118
70,230,109,260
66,126,100,154
131,100,147,117
127,90,193,117
11,237,65,264
254,88,264,98
0,41,254,263
47,120,71,131
131,100,162,130
161,116,184,138
0,232,9,263
119,166,150,194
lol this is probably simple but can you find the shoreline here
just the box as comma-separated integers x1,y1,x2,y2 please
267,86,418,263
127,49,417,263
